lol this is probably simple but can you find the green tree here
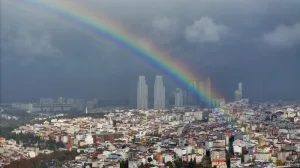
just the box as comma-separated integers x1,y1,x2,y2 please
188,158,195,168
240,155,244,163
276,160,283,166
165,161,174,168
5,150,78,168
226,149,230,168
139,162,144,168
206,150,211,157
119,159,129,168
120,160,125,168
268,157,273,162
174,159,183,168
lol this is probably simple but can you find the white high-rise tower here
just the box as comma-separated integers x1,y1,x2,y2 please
238,82,243,99
154,75,165,110
238,82,242,91
175,88,183,107
234,82,243,101
137,76,148,109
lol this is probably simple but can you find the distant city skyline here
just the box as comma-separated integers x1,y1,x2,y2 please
2,76,299,106
3,76,234,108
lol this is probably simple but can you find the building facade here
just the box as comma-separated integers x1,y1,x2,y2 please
175,88,184,107
154,75,165,110
137,76,148,110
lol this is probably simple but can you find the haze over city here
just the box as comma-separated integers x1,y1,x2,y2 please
2,0,300,103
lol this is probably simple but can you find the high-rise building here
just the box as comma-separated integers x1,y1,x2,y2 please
182,90,188,106
187,80,198,106
154,75,165,110
238,82,242,91
87,100,96,110
58,97,65,104
187,77,212,108
174,88,183,107
66,98,75,105
234,82,243,101
75,99,85,111
194,111,203,121
206,77,212,108
234,90,242,101
40,98,54,105
137,76,148,110
238,82,243,98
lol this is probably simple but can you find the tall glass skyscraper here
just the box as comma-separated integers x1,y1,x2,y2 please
175,88,183,107
154,75,165,110
186,77,212,108
137,76,148,109
234,82,243,101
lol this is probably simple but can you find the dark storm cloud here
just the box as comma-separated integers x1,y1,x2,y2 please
1,0,300,102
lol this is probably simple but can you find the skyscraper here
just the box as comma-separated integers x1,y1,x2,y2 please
234,82,243,101
175,88,183,107
58,97,65,104
137,76,148,109
234,90,242,101
238,82,242,91
154,75,165,110
206,77,212,108
238,82,243,98
187,77,212,108
187,80,199,106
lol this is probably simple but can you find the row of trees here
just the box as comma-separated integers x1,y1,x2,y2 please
226,135,235,168
0,126,15,138
120,157,214,168
5,150,78,168
0,126,65,150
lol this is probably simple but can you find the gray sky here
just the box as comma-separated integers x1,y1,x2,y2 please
1,0,300,102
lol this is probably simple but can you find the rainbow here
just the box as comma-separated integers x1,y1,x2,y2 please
30,0,221,107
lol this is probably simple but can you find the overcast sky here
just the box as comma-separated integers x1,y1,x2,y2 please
1,0,300,103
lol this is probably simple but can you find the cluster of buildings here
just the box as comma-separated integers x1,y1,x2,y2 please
3,109,211,167
3,99,300,167
137,75,224,110
225,100,300,167
10,97,98,113
0,114,19,121
0,138,53,166
3,78,300,167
